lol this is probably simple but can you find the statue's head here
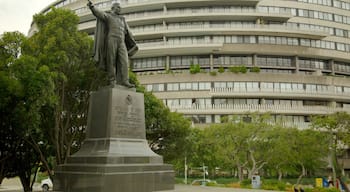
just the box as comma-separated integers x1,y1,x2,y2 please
111,2,121,14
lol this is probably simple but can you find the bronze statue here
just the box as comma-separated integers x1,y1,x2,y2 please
88,0,138,87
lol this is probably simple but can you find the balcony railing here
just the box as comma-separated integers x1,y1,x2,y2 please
210,88,350,100
131,23,327,36
169,104,350,115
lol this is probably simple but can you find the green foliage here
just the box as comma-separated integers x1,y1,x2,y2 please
229,66,240,73
261,180,286,190
240,66,247,73
218,66,225,73
186,113,329,183
250,66,260,73
206,181,219,186
0,31,56,191
23,7,106,169
165,69,173,74
304,187,341,192
240,179,252,188
229,65,247,73
311,112,350,182
189,64,201,74
209,71,217,76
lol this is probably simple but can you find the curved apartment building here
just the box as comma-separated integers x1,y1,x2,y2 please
31,0,350,129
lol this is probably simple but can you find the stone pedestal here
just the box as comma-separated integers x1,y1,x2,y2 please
53,86,174,192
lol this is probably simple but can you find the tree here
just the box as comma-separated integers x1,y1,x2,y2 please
311,112,350,185
209,114,275,181
24,8,106,170
186,127,224,178
266,126,298,180
0,31,56,191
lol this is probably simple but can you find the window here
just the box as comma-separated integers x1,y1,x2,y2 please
199,82,211,90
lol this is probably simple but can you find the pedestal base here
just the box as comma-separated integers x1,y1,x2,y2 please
54,163,174,192
53,87,174,192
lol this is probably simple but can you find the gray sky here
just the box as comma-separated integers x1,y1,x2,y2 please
0,0,57,35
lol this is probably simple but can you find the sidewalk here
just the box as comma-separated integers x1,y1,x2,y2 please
0,178,41,192
0,177,277,192
168,185,280,192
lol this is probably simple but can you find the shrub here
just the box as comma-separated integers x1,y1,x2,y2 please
206,181,218,186
218,66,225,73
210,71,217,76
225,182,241,188
262,180,286,191
306,187,341,192
165,69,173,74
240,66,248,73
229,66,240,73
229,65,247,73
190,64,201,74
250,66,260,73
240,179,252,188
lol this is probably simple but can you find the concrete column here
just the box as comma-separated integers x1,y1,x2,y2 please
294,56,299,74
163,36,167,45
329,59,335,75
166,55,170,71
210,54,214,71
252,54,257,66
260,98,266,105
163,4,167,13
163,20,167,46
329,101,336,108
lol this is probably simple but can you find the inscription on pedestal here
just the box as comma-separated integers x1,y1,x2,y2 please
113,106,144,138
110,91,146,139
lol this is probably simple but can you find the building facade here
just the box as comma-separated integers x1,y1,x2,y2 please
32,0,350,173
32,0,350,127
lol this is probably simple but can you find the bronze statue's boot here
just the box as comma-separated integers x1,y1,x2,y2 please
109,78,116,86
122,81,135,88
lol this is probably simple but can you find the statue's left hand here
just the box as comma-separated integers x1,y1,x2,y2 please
87,0,93,8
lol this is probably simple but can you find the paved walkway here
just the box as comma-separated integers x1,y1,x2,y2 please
167,185,279,192
0,178,277,192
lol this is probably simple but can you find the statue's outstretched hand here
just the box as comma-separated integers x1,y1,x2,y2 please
87,0,93,8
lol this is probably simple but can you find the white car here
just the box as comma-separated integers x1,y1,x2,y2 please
41,178,53,191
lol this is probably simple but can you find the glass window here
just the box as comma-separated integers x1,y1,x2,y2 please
199,82,211,90
167,83,179,91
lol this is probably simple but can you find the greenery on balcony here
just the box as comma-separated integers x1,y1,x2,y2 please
190,63,201,74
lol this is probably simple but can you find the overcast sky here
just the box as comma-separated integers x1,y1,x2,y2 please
0,0,57,35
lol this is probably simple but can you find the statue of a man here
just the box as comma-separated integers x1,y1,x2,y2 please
87,1,138,87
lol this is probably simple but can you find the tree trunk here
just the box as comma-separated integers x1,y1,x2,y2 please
247,150,267,179
296,163,306,185
19,173,32,192
278,169,283,181
26,136,54,180
331,138,339,185
0,162,4,185
235,159,244,182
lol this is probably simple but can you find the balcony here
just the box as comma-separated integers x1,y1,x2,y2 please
169,104,350,115
121,0,261,13
126,10,292,26
132,24,328,40
210,88,350,102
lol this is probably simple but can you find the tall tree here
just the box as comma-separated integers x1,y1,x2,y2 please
211,114,275,181
24,8,106,169
0,31,55,191
311,112,350,185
